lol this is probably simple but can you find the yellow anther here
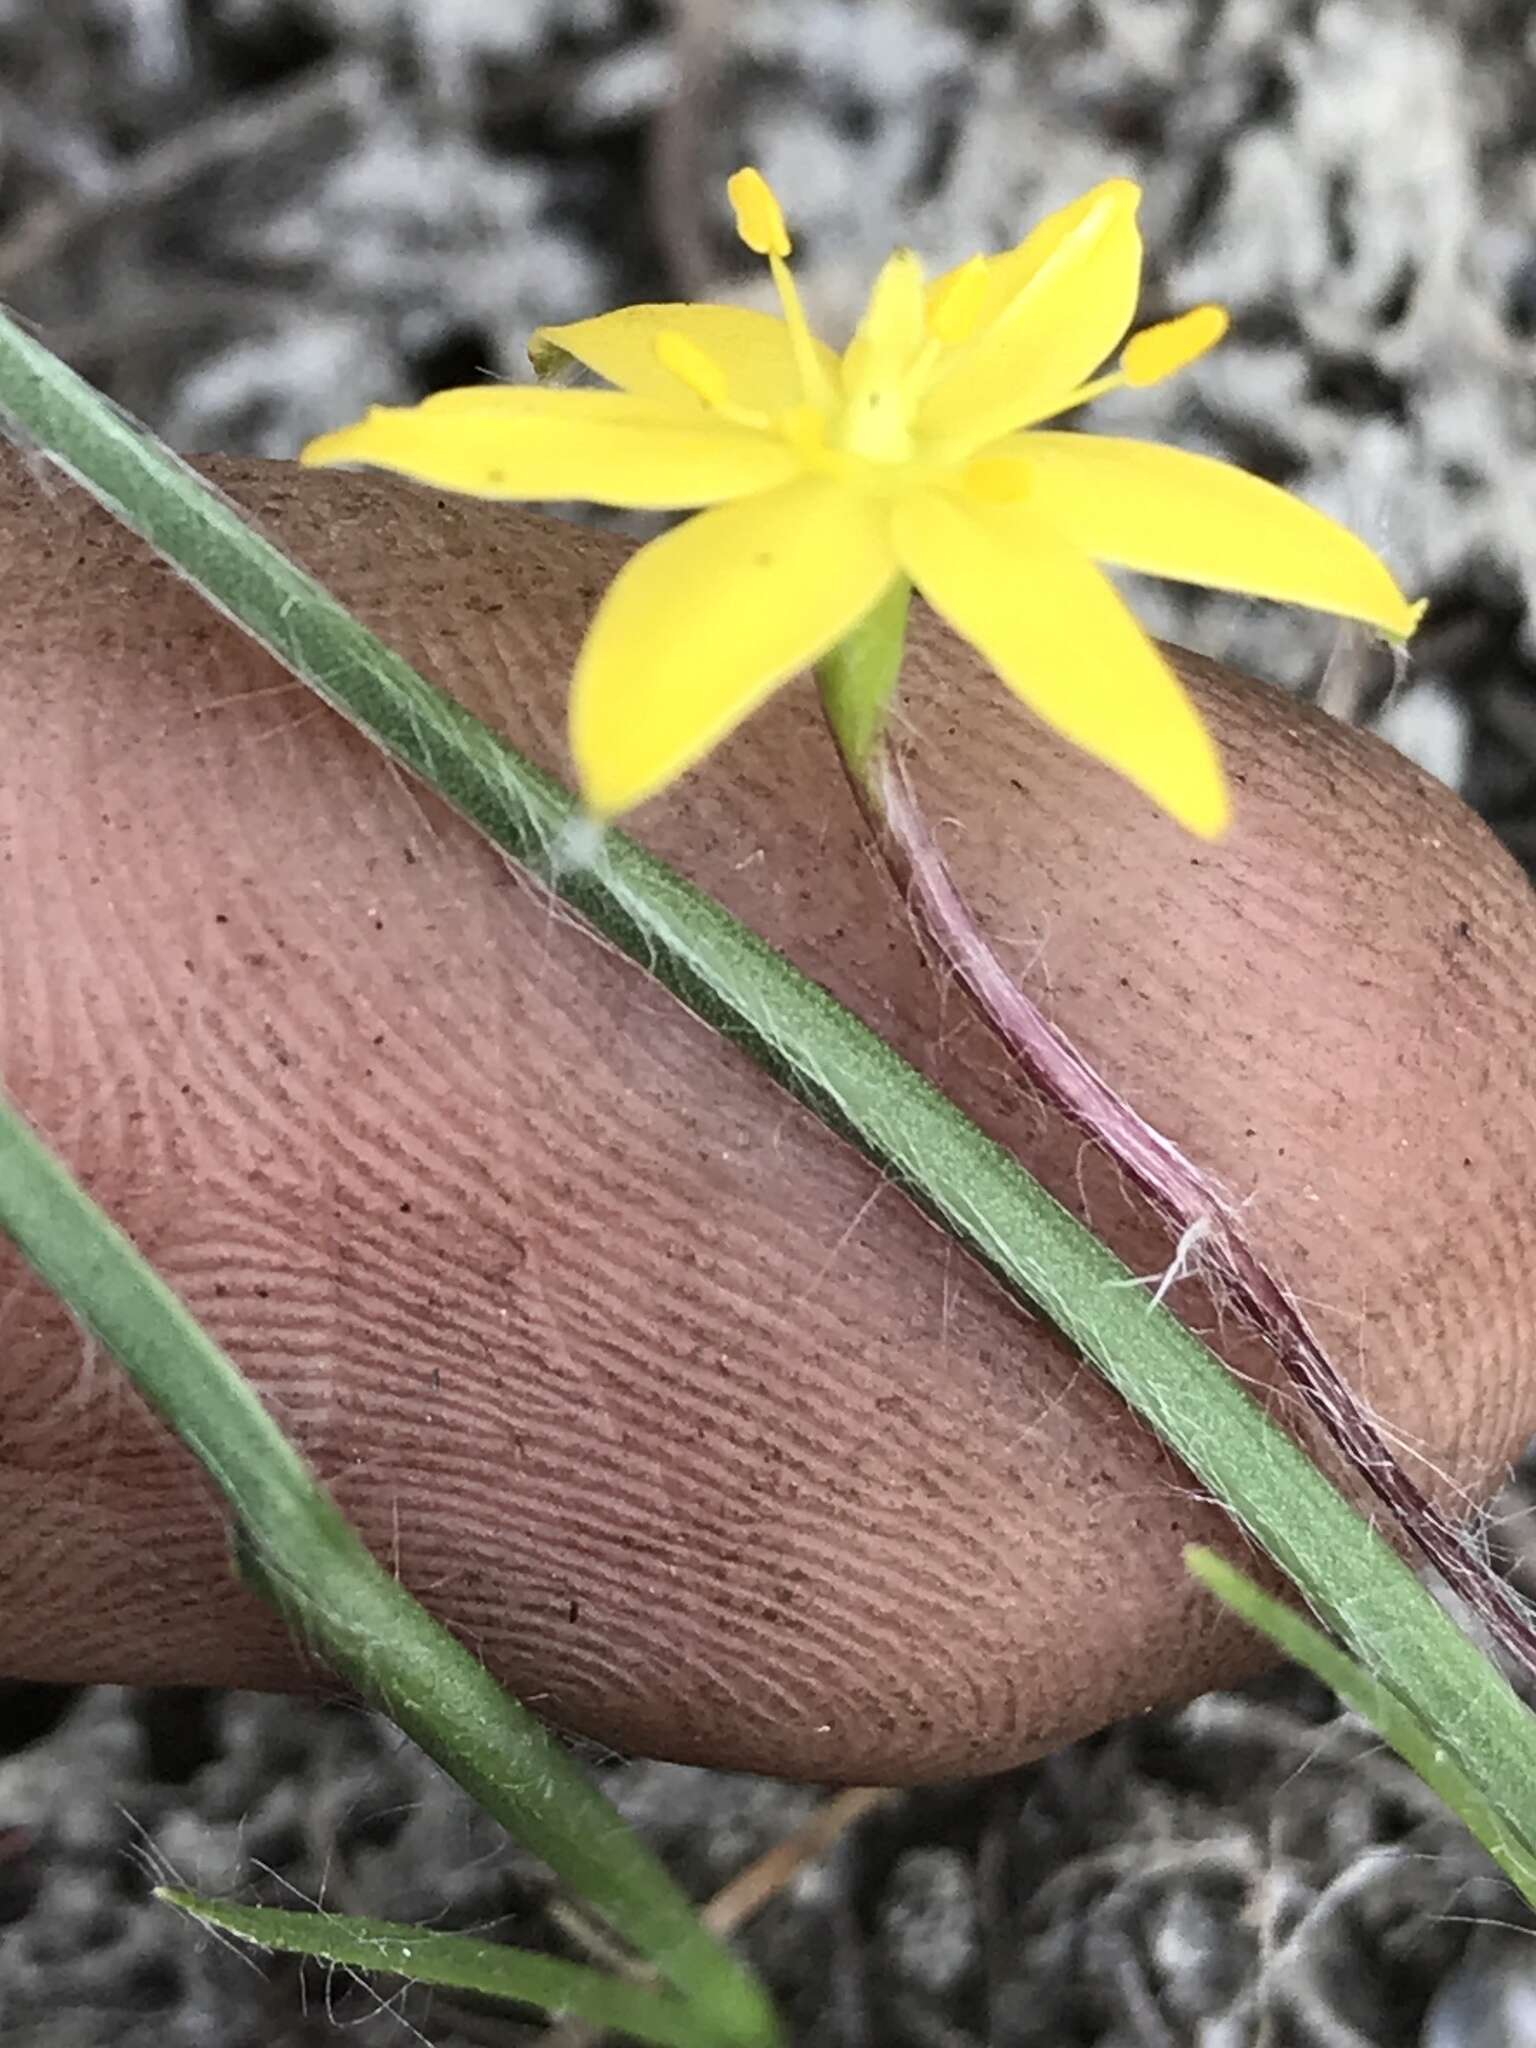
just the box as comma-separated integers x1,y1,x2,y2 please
1121,304,1229,387
655,330,731,410
962,456,1033,505
727,167,792,259
928,254,991,346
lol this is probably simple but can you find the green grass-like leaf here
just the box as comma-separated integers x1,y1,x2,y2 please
0,1089,778,2045
1187,1545,1536,1901
158,1889,717,2048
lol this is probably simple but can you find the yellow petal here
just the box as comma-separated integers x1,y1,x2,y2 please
300,387,799,509
892,487,1229,837
1020,433,1423,639
653,329,733,409
919,181,1144,451
572,478,899,815
533,304,841,416
927,253,991,345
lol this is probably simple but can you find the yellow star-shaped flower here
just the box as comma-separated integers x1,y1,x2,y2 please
303,169,1423,838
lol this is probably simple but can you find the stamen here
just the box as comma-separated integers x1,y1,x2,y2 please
770,254,837,411
928,255,991,346
1033,303,1229,426
654,330,732,410
1029,370,1124,423
723,168,833,412
727,167,791,259
1121,304,1229,387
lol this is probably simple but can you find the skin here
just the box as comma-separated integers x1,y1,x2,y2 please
3,451,1536,1783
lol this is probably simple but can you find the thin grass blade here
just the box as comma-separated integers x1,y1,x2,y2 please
158,1890,718,2048
1187,1545,1536,1903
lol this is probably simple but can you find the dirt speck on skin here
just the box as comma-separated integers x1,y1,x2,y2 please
3,3,1536,2042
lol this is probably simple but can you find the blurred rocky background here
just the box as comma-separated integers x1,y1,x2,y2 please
4,2,1536,2042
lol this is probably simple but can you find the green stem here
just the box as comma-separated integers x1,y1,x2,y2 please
0,1093,777,2045
816,575,912,779
3,311,1536,1883
819,592,1536,1688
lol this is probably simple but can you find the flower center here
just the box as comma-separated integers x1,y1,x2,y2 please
833,248,928,464
662,169,1233,487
